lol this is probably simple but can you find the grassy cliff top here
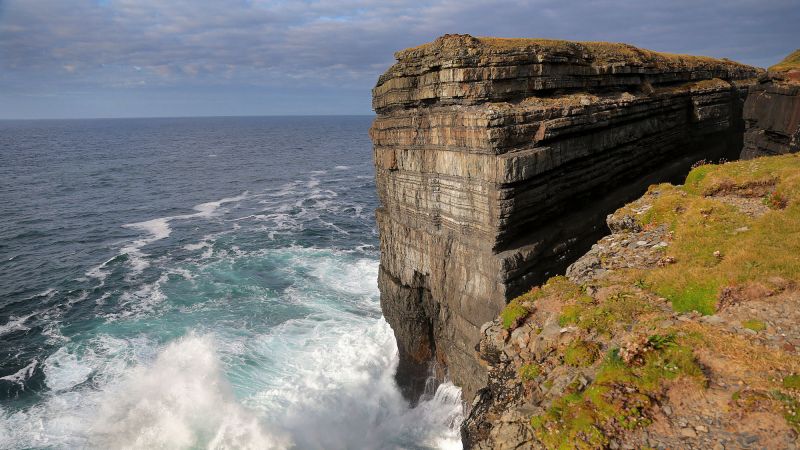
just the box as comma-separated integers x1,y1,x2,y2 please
486,153,800,448
770,48,800,72
396,34,754,71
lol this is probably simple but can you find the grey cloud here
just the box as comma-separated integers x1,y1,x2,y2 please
0,0,797,118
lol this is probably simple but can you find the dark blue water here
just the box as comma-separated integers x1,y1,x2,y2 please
0,117,462,449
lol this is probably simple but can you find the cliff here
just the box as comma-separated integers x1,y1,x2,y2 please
464,154,800,449
741,49,800,159
370,34,759,402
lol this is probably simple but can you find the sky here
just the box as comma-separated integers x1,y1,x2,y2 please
0,0,798,119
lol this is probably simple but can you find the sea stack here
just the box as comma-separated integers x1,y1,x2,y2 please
369,34,759,401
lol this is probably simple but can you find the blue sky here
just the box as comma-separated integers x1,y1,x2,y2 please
0,0,798,119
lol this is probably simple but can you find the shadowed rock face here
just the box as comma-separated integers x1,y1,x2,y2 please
741,50,800,159
370,34,758,402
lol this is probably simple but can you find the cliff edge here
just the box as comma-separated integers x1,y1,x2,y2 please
464,153,800,449
370,34,759,402
741,49,800,159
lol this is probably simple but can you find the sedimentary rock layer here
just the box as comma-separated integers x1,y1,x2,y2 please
370,34,758,402
741,49,800,159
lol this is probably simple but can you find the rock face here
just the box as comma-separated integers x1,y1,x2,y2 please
370,34,758,402
741,49,800,159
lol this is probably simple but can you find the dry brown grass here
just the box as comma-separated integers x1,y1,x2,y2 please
397,34,752,71
683,321,800,384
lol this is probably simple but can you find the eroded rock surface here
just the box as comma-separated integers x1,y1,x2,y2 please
741,49,800,159
370,34,759,402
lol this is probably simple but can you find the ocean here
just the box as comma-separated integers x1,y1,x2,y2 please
0,116,462,449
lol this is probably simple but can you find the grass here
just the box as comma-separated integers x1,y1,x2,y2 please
519,363,541,381
770,49,800,72
772,391,800,431
742,319,767,332
563,340,600,367
501,301,529,329
501,277,581,329
784,375,800,390
398,35,754,73
531,338,704,449
620,154,800,314
558,290,654,335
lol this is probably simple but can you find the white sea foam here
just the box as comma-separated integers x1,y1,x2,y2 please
84,258,113,284
183,241,210,251
192,192,248,218
107,274,168,320
0,313,34,337
120,192,247,274
0,360,38,386
91,334,292,450
43,347,94,392
0,251,463,450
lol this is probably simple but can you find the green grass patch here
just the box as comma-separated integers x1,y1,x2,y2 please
558,291,653,334
500,301,529,329
742,319,767,332
770,49,800,72
519,363,541,381
772,390,800,431
503,276,586,329
531,340,703,449
563,340,600,367
627,155,800,315
783,375,800,390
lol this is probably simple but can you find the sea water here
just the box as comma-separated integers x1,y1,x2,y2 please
0,116,463,449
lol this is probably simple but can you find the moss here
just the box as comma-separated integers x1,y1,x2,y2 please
783,375,800,390
563,340,600,367
558,291,652,335
519,363,541,381
500,301,529,329
501,279,576,329
558,304,582,327
532,341,703,449
742,319,767,332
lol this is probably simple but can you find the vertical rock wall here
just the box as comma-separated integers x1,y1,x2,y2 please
741,50,800,159
370,34,758,402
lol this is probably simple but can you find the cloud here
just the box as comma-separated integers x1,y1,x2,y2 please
0,0,797,118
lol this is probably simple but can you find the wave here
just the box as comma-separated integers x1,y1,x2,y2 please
91,334,292,450
0,313,35,337
0,360,38,387
120,192,248,274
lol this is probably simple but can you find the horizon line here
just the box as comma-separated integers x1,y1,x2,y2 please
0,113,377,122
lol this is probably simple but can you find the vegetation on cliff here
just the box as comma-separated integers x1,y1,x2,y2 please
467,154,800,449
770,49,800,73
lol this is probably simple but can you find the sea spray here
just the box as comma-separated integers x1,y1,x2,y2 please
91,334,291,449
